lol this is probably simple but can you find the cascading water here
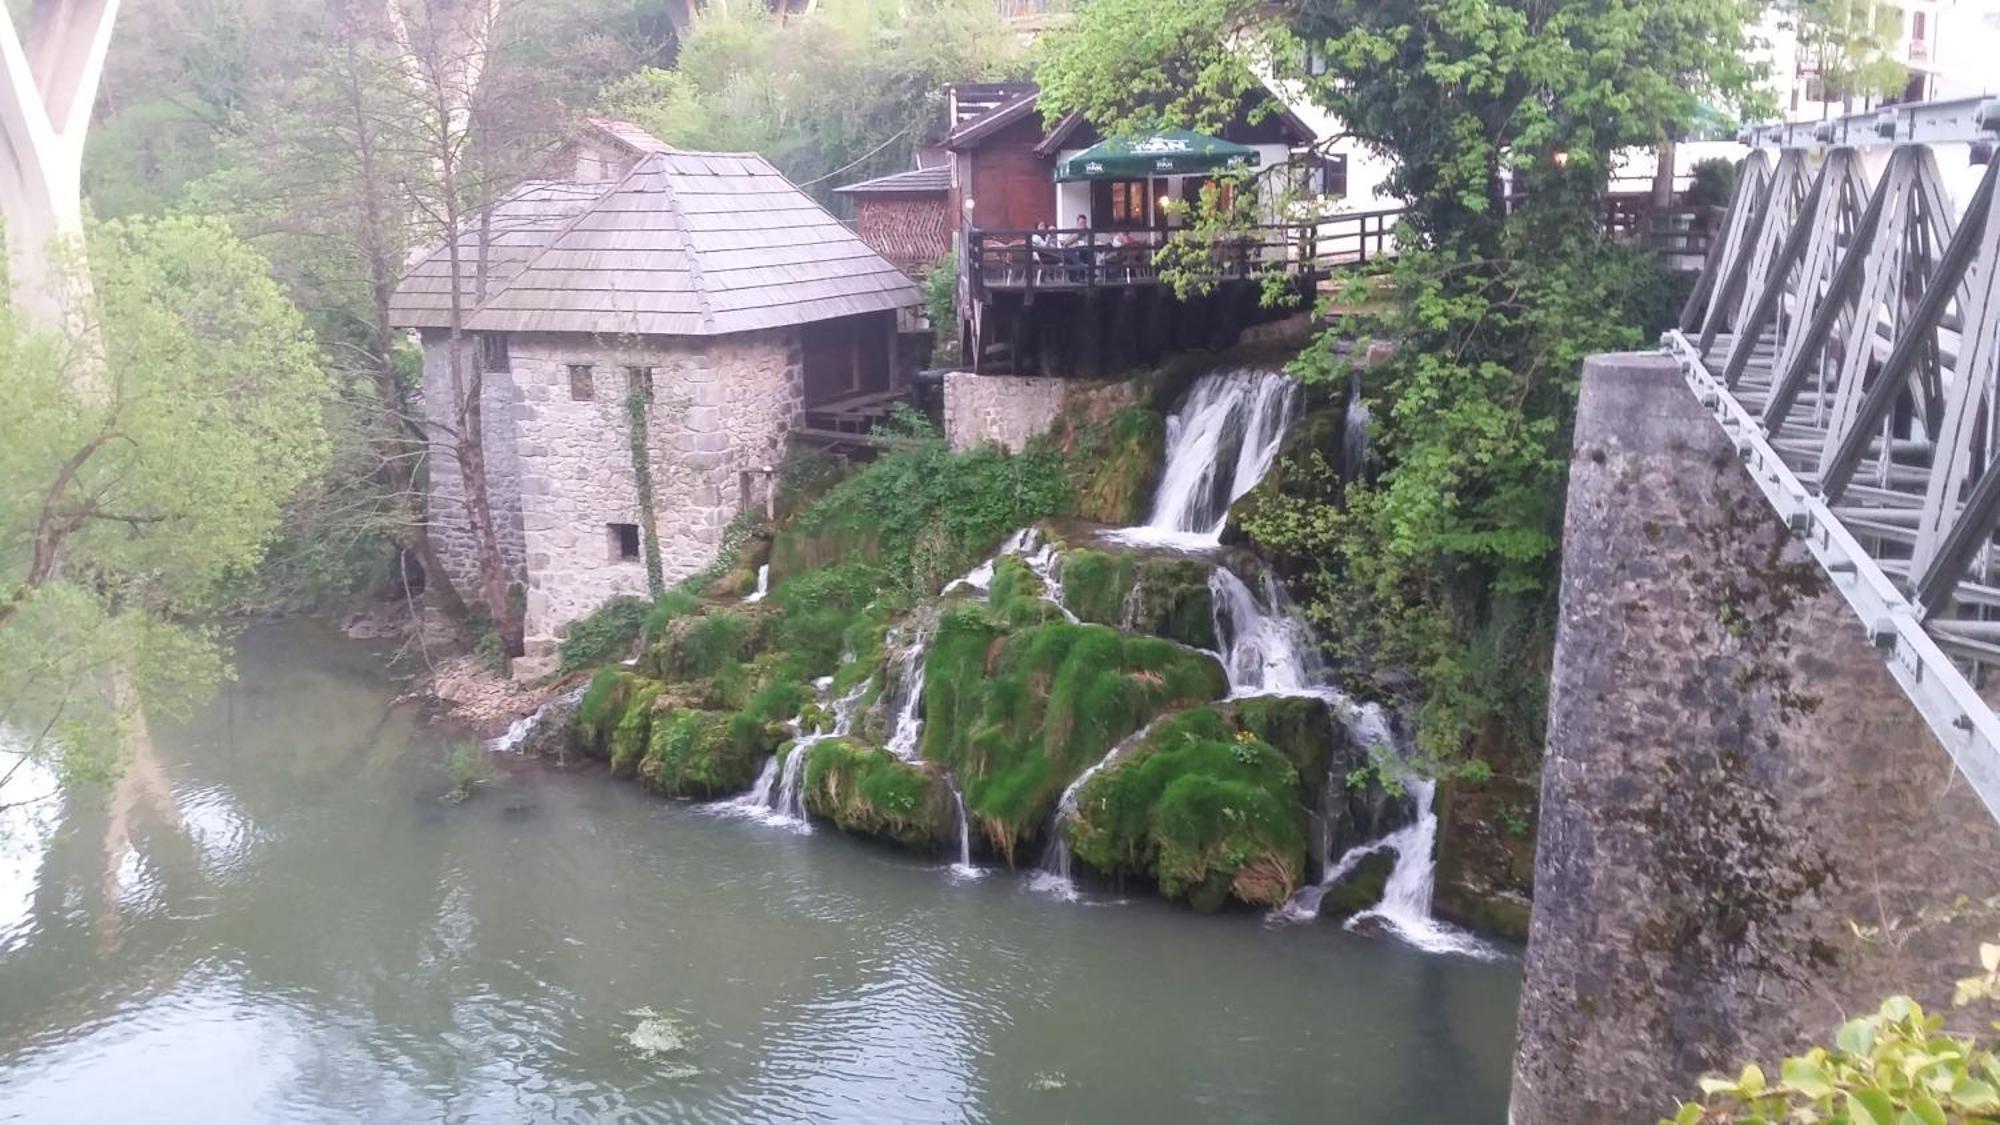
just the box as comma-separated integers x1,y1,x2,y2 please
881,619,984,878
1110,369,1298,548
1208,567,1326,698
742,564,771,604
486,684,588,753
1341,369,1371,485
948,527,1076,621
1028,719,1159,900
729,676,865,831
1344,777,1496,959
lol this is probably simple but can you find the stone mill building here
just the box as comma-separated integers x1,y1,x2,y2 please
390,121,921,674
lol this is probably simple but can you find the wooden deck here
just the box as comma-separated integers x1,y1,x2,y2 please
963,209,1403,296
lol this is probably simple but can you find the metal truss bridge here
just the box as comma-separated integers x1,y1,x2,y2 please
1668,95,2000,819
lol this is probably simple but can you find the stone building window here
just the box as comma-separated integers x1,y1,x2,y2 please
625,365,654,402
568,364,594,400
609,523,641,562
478,332,510,372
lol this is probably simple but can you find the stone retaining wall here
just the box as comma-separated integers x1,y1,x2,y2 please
941,371,1067,452
1511,352,2000,1122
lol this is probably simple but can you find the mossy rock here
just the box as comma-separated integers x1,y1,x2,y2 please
1066,706,1311,910
572,667,658,770
1058,406,1165,525
643,609,768,682
1317,848,1396,919
638,709,785,798
801,739,953,851
920,608,1228,864
1060,549,1217,650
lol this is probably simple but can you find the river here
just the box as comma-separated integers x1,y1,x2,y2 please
0,622,1520,1122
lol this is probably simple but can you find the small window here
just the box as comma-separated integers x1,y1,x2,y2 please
625,365,655,402
1315,154,1349,199
609,523,641,561
478,333,510,373
568,364,594,400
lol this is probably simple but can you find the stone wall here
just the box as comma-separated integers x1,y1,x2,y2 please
419,332,527,598
941,371,1068,452
507,330,803,669
422,328,804,673
1511,353,2000,1123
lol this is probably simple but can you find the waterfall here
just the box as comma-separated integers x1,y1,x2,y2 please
486,684,588,753
1344,779,1499,960
946,526,1076,622
1341,369,1371,485
948,782,982,879
742,564,770,604
1208,566,1326,697
1028,719,1159,900
882,620,934,762
727,675,865,831
1110,369,1298,548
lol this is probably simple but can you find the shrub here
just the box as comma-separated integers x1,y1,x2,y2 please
1068,707,1310,910
802,738,950,850
557,595,653,676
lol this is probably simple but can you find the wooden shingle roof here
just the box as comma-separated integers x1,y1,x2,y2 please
388,180,605,330
391,151,919,337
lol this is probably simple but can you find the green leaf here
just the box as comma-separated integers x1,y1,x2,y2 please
1906,1092,1947,1125
1848,1087,1896,1125
1782,1057,1834,1099
1839,1019,1879,1058
1953,1076,2000,1108
1737,1063,1765,1095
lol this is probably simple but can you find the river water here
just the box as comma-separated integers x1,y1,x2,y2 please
0,623,1519,1122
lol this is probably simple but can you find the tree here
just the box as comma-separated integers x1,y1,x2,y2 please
1037,0,1763,770
1783,0,1909,115
191,6,469,617
601,0,1026,206
1,216,327,801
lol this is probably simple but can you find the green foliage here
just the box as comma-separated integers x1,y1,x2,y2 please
627,388,666,594
1068,706,1309,910
442,741,502,802
773,437,1072,597
802,738,949,849
1779,0,1910,111
1,215,327,792
1033,404,1166,526
1687,158,1740,210
573,667,659,770
1059,549,1217,650
924,253,960,366
639,709,784,797
768,562,898,674
1667,959,2000,1122
919,606,1228,861
557,595,653,676
600,0,1024,207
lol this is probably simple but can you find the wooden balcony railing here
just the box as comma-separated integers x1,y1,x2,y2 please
964,208,1405,296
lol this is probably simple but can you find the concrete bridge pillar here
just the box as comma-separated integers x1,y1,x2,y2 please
1511,352,2000,1123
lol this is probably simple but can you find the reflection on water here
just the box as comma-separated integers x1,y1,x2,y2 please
0,622,1521,1122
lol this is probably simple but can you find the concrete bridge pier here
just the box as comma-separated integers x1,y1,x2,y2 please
1511,352,2000,1123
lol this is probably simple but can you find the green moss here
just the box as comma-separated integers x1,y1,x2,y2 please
638,709,784,798
644,610,765,681
985,555,1065,629
1068,706,1312,910
1042,405,1165,525
801,738,951,850
919,607,1227,863
573,667,656,762
1055,549,1217,650
771,440,1071,595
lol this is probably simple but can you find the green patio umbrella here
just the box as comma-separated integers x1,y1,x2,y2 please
1053,129,1262,181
